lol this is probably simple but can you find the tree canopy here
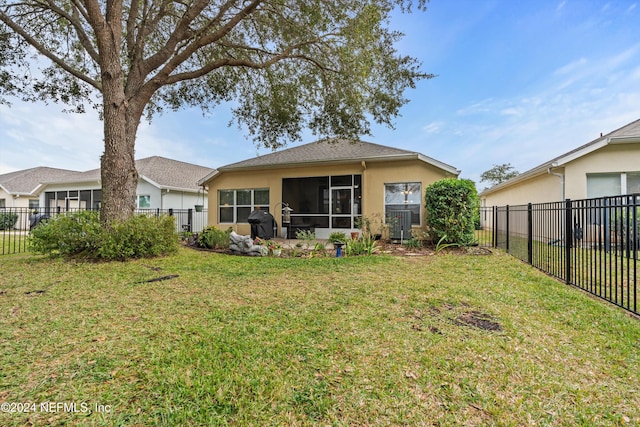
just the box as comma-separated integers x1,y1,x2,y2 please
480,163,519,189
0,0,432,223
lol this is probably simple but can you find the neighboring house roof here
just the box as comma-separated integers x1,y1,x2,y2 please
43,156,215,193
199,139,460,184
480,117,640,197
0,167,83,196
135,156,215,192
2,157,215,196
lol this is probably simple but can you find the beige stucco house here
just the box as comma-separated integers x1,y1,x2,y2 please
480,118,640,207
198,139,459,239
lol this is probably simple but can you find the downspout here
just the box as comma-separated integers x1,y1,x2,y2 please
547,166,565,201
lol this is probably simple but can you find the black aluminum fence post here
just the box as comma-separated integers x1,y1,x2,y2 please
493,206,498,248
506,205,510,253
565,199,572,285
527,203,533,265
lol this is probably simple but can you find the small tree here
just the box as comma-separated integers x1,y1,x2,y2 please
480,163,519,189
424,178,479,245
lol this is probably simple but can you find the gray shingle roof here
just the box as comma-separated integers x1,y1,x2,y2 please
219,139,459,174
0,167,83,195
1,157,216,195
64,156,215,191
135,156,215,191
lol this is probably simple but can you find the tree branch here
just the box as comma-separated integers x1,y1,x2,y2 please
0,10,101,90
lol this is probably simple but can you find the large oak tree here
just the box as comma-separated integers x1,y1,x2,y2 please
1,0,432,223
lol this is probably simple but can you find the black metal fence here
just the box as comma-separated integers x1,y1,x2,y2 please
0,207,208,255
479,194,639,316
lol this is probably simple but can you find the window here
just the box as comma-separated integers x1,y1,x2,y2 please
0,199,5,208
219,189,270,223
28,199,39,210
136,195,151,209
385,182,421,225
587,172,640,198
627,173,640,194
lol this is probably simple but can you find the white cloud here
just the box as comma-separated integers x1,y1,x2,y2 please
422,121,443,134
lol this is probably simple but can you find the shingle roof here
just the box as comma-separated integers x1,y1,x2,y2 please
0,167,83,195
2,157,215,195
217,139,459,173
135,156,215,191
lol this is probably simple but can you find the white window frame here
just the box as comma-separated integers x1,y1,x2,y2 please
219,189,270,224
136,195,151,209
384,182,422,226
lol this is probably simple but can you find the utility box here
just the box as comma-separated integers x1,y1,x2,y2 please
388,210,412,241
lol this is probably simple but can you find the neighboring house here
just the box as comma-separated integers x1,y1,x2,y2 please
0,167,83,210
198,139,459,239
0,166,84,230
480,118,640,207
41,156,214,212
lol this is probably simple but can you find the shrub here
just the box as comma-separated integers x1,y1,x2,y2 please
295,229,315,249
29,210,102,256
98,214,179,260
0,212,19,230
198,226,232,249
328,231,348,243
344,235,377,256
29,211,179,260
424,178,479,245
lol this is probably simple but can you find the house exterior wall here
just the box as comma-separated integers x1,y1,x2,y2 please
206,159,454,237
0,188,38,230
0,188,38,209
564,143,640,199
161,190,208,210
480,170,564,207
363,158,456,231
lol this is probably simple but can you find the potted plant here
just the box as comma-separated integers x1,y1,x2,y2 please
268,240,283,256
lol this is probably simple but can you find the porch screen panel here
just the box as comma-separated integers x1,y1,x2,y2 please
283,177,329,214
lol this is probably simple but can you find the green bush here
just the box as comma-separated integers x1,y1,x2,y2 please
29,211,179,260
198,226,232,249
98,214,179,260
344,235,377,256
29,210,102,256
0,212,18,230
328,231,348,243
424,178,479,246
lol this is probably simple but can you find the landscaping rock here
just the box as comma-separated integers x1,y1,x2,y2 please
229,232,263,256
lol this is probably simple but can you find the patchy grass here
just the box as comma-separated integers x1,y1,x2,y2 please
1,249,639,426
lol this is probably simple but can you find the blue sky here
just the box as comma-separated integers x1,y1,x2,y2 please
1,0,639,185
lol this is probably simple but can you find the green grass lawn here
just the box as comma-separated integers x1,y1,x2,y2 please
1,248,639,426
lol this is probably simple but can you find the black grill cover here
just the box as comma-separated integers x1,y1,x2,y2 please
247,210,276,239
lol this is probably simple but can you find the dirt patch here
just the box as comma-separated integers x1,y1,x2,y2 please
454,311,503,331
411,302,503,334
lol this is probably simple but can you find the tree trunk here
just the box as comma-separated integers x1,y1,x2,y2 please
100,62,139,225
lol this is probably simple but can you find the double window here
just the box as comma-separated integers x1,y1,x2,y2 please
587,172,640,198
384,182,422,225
219,189,269,223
